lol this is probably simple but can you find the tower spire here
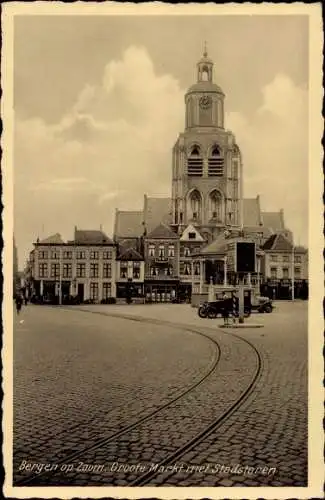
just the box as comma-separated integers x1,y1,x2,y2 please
203,40,208,58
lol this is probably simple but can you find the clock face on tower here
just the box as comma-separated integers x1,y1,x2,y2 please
199,95,212,109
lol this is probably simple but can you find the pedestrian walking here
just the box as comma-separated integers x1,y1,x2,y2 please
222,291,229,326
15,294,23,315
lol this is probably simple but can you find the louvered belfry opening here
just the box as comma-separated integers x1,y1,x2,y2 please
187,145,203,176
208,145,224,176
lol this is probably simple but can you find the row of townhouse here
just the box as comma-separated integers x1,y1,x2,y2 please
25,225,308,304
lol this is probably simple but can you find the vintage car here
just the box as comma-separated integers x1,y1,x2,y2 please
198,297,251,319
251,295,274,313
198,290,274,319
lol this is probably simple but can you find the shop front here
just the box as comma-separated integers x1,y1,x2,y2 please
144,280,179,303
116,282,144,300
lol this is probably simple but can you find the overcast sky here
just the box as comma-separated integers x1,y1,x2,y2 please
13,13,309,267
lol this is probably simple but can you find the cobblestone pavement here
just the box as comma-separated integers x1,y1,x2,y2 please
13,301,307,488
13,306,217,483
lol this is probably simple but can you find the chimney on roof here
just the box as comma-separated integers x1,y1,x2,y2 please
100,224,103,231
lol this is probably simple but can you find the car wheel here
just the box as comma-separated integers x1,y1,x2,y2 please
264,305,272,313
207,310,217,319
198,307,207,318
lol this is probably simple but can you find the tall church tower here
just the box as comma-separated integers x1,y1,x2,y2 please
171,46,242,241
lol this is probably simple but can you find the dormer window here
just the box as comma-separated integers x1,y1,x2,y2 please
188,232,196,240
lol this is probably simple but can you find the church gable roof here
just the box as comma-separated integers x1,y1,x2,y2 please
262,212,284,232
114,210,144,239
144,196,172,233
38,233,64,244
146,223,178,240
243,198,261,226
180,224,205,242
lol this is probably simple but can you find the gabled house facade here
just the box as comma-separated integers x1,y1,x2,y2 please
143,223,179,303
260,233,308,299
116,245,145,301
178,224,205,300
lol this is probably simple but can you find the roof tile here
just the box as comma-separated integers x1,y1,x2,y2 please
114,211,144,238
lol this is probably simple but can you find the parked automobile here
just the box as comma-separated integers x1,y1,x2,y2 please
251,295,274,313
198,298,251,319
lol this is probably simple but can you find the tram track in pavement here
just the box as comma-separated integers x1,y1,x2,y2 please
14,314,222,486
16,308,263,487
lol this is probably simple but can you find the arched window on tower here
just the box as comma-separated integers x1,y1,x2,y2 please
201,65,209,81
208,190,223,222
208,145,224,176
187,145,203,176
188,189,202,221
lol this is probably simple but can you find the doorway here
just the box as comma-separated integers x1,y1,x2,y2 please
77,283,84,302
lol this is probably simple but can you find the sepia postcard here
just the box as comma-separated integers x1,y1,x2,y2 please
2,2,324,499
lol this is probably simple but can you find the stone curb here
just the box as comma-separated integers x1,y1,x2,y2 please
219,323,264,329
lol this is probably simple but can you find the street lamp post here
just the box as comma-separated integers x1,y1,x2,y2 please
223,256,227,286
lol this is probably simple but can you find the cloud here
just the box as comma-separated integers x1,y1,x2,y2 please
14,46,308,266
14,46,184,263
226,73,308,244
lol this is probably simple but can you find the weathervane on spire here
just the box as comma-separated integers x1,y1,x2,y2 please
203,40,208,58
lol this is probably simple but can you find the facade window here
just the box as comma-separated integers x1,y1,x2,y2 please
76,263,86,278
133,262,141,279
194,262,200,275
90,251,99,260
189,190,201,220
294,255,302,263
148,244,155,257
270,267,277,279
102,282,112,299
103,262,112,278
208,145,224,176
187,145,203,176
209,190,222,221
158,245,165,258
51,250,60,259
294,267,301,278
283,255,289,262
188,232,196,240
182,263,191,275
51,263,60,278
63,263,72,278
103,249,112,260
150,267,159,276
90,263,99,278
120,264,128,279
39,250,48,260
168,245,175,257
76,251,86,260
39,263,48,278
282,267,289,279
270,255,277,262
63,251,72,259
184,247,191,257
164,266,173,276
90,282,99,300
